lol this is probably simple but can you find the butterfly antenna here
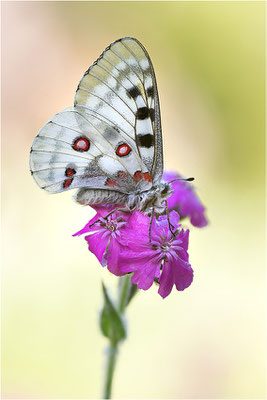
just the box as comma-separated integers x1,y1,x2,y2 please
168,177,195,184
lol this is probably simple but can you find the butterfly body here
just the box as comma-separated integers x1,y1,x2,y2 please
30,37,170,218
75,181,172,215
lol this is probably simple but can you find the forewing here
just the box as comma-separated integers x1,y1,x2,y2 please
75,37,163,184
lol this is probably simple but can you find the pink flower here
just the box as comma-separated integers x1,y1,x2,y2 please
73,206,132,276
163,171,208,228
74,208,193,298
73,168,207,298
113,211,193,298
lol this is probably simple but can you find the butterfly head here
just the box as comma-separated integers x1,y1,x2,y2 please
159,181,173,200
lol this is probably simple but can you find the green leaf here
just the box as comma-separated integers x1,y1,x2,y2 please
100,283,126,344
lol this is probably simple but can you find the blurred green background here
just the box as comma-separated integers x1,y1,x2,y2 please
2,1,265,398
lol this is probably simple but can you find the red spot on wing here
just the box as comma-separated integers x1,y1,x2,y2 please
134,171,152,183
65,168,76,177
116,143,131,157
105,178,119,187
143,172,152,182
118,171,127,180
134,171,143,182
73,137,90,152
63,178,73,189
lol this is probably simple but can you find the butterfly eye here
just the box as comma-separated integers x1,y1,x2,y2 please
161,185,169,195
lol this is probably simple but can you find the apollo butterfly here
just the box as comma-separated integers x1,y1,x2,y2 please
29,37,192,226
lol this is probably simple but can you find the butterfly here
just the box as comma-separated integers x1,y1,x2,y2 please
30,37,192,233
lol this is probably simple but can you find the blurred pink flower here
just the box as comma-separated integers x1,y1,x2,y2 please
163,171,208,228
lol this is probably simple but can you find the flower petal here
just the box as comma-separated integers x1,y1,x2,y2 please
121,211,151,245
131,262,159,290
173,260,194,291
159,256,194,298
85,231,109,266
106,240,126,276
158,262,175,298
190,210,208,228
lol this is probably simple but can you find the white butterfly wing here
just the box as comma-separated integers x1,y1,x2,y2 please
30,37,163,195
75,37,163,184
30,107,151,193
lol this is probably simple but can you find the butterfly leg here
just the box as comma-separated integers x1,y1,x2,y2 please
149,208,155,243
164,200,176,237
89,207,129,228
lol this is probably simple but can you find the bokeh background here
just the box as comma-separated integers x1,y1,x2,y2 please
2,1,265,398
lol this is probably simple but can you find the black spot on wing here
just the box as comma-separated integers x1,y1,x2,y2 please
150,108,155,122
137,134,154,148
136,107,149,119
127,86,141,99
136,107,155,121
147,87,154,97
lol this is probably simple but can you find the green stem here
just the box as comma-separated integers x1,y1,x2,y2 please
103,342,117,399
118,274,131,313
102,275,132,399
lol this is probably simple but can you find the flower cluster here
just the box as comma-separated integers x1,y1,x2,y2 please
74,172,208,298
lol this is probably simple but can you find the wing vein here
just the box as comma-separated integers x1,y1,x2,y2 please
122,41,150,108
121,41,146,82
109,47,145,89
85,71,136,121
31,149,94,161
74,105,134,143
78,85,134,127
72,109,144,173
70,108,143,168
101,57,147,105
